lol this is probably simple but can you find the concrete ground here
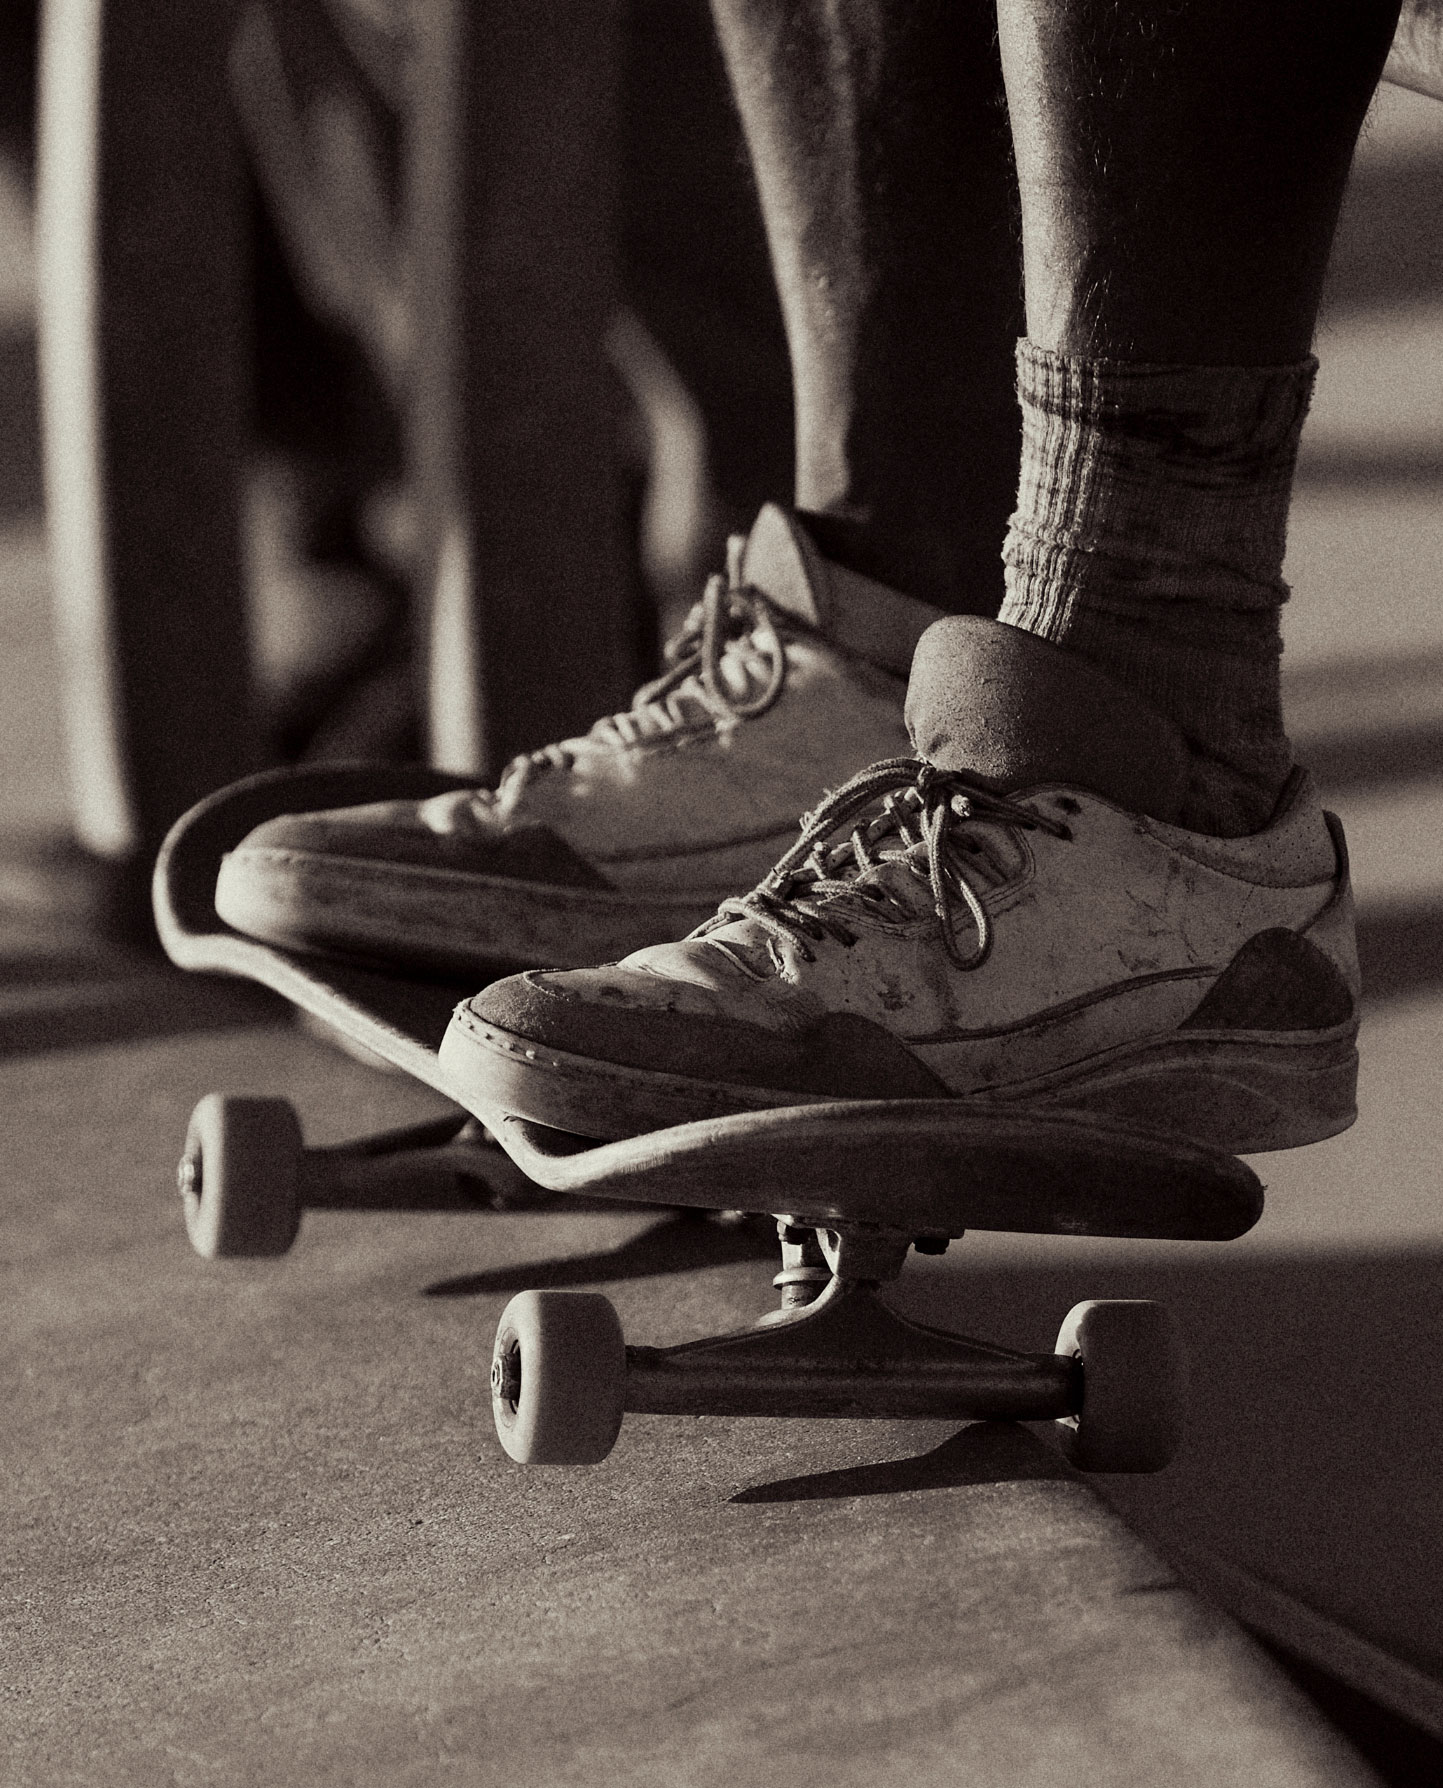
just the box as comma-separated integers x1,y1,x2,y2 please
5,1027,1388,1788
6,76,1443,1788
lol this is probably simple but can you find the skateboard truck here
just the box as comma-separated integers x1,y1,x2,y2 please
175,1094,697,1259
477,1101,1252,1475
172,1091,1227,1476
489,1209,1187,1476
175,1095,560,1258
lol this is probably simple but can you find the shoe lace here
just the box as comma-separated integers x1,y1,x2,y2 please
509,537,789,783
700,756,1073,971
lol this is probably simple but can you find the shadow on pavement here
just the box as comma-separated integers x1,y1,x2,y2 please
893,1246,1443,1689
1358,903,1443,1000
1305,722,1443,794
1325,152,1443,314
732,1419,1071,1503
423,1211,777,1297
0,328,38,520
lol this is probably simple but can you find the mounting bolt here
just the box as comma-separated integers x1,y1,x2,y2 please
177,1154,200,1200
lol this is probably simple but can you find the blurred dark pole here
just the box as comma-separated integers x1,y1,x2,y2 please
408,0,641,777
0,1,37,173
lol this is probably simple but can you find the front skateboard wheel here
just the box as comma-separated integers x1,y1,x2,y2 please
490,1291,626,1465
178,1094,303,1259
1054,1299,1186,1473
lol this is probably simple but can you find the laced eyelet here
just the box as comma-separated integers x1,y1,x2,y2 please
698,754,1074,973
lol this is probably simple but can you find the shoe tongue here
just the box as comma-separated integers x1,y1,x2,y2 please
736,504,946,676
737,503,829,627
904,617,1190,823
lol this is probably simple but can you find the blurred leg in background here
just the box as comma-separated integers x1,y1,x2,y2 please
35,0,256,936
709,0,1020,615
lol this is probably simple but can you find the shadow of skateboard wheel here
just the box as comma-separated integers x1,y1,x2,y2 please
179,1093,303,1259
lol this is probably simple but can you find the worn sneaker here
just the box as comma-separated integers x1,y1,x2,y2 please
443,617,1360,1155
212,505,943,975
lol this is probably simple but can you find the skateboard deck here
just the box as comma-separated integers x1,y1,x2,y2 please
495,1102,1263,1240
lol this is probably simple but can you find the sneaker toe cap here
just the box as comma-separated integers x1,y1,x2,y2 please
469,969,950,1100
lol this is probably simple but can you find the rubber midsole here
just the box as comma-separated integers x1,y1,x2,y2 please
217,850,724,975
439,1007,1359,1156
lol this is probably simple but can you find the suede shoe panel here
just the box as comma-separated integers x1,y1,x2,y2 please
472,972,950,1100
1179,928,1355,1033
227,805,614,886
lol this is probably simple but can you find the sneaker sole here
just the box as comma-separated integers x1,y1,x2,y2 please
986,1023,1360,1154
439,1004,836,1137
439,1003,1359,1155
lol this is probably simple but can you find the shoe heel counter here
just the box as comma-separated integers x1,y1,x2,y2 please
1178,812,1359,1036
1309,811,1361,1007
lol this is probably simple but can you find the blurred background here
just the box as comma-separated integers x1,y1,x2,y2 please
5,0,1443,1207
0,0,799,953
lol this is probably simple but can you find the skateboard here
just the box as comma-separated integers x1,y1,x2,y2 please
156,769,1266,1478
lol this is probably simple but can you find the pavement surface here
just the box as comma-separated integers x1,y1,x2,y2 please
4,70,1443,1788
3,1026,1381,1788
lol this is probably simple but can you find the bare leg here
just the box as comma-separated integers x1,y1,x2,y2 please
710,0,1022,614
999,0,1400,363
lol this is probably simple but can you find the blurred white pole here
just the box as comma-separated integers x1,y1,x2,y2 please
35,0,133,855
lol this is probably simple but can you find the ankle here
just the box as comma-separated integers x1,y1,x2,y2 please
997,342,1311,835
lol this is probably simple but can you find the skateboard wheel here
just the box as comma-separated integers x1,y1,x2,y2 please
490,1291,626,1466
178,1094,303,1259
1054,1299,1186,1474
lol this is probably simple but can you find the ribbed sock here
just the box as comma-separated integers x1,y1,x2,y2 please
998,341,1315,836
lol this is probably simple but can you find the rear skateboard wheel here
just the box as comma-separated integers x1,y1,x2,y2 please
1054,1300,1187,1474
490,1291,626,1465
178,1094,303,1259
